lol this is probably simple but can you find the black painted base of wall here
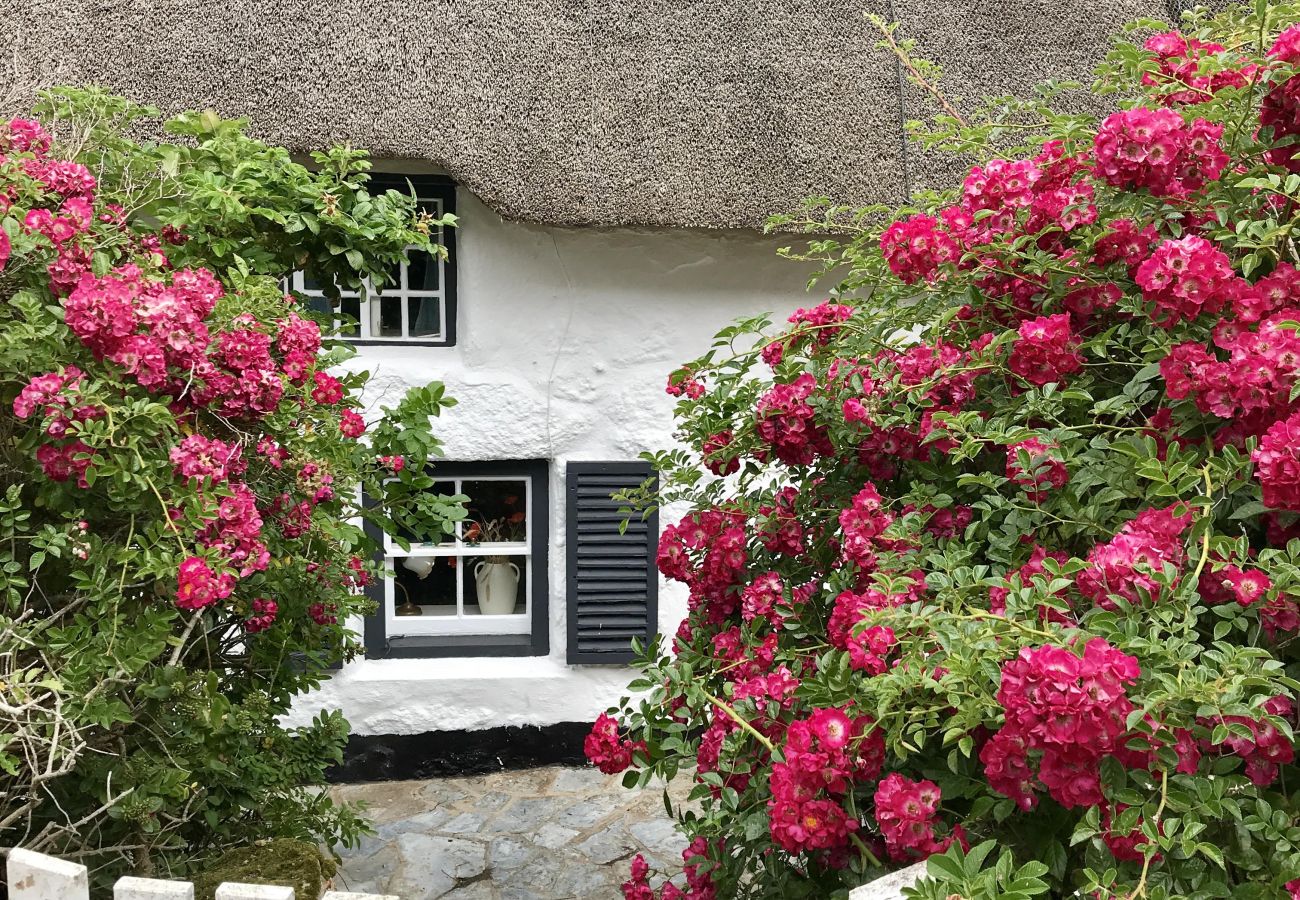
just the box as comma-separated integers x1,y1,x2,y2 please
327,722,589,783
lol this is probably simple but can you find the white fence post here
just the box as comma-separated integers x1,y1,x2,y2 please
3,849,400,900
6,848,90,900
213,884,295,900
847,861,929,899
114,876,196,900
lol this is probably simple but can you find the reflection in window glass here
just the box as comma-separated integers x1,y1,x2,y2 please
408,252,439,292
379,296,403,337
339,297,361,336
408,297,441,337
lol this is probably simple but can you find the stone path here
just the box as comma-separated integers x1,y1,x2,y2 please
330,766,691,900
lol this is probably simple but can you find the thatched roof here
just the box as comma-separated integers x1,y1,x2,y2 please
5,0,1188,229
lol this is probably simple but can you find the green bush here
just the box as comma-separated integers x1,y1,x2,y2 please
0,88,461,887
599,3,1300,898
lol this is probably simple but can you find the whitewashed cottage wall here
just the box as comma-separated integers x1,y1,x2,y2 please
284,186,812,735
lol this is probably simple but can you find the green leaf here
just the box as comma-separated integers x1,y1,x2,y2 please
926,848,967,884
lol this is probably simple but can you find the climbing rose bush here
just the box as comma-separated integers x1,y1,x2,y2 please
0,90,463,886
598,5,1300,898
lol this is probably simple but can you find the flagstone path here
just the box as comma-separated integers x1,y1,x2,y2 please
330,767,692,900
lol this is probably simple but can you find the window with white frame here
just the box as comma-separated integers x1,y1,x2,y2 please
289,173,457,346
363,460,549,658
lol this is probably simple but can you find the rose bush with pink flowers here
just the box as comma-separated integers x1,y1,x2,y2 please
0,89,463,885
598,5,1300,898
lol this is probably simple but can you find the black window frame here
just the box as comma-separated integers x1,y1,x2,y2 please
362,459,550,659
354,173,458,348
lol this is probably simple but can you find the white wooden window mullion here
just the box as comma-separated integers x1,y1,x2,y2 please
285,181,448,343
454,477,465,620
382,472,532,638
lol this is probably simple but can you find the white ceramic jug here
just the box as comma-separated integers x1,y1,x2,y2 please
474,560,520,615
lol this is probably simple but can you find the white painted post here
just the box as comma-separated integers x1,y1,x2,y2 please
114,876,196,900
2,853,386,900
213,884,295,900
847,861,929,900
6,848,90,900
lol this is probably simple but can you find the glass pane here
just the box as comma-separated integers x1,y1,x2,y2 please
373,261,402,293
394,555,457,617
368,174,402,194
416,198,442,216
339,297,360,336
463,555,527,616
407,297,442,338
304,295,331,318
462,480,528,544
407,250,440,292
379,296,403,337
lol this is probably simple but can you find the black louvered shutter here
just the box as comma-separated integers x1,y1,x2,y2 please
566,462,658,665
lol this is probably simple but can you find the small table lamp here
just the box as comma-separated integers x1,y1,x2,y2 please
396,556,434,616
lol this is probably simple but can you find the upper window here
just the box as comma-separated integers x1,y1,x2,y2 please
363,460,549,659
289,173,457,347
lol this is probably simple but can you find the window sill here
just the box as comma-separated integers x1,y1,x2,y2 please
346,338,455,348
367,633,546,659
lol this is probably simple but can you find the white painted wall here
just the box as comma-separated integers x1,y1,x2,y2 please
286,188,811,735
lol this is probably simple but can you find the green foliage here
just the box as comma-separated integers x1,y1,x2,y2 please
606,4,1300,899
904,842,1051,900
0,88,459,890
33,89,452,298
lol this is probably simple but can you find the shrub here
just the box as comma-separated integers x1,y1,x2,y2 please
599,4,1300,898
0,89,462,886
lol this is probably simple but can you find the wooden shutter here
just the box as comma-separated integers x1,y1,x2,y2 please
566,462,658,665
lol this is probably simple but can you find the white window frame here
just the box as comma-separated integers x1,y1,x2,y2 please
383,474,534,638
288,174,454,345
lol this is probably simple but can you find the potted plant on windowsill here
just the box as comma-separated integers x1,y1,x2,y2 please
463,511,524,615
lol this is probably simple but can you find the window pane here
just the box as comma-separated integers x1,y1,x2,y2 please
407,297,442,338
374,261,402,293
379,296,403,337
462,480,528,544
407,250,440,292
339,297,360,336
304,295,331,318
463,555,527,616
395,556,457,616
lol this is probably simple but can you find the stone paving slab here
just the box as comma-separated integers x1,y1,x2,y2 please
330,767,692,900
